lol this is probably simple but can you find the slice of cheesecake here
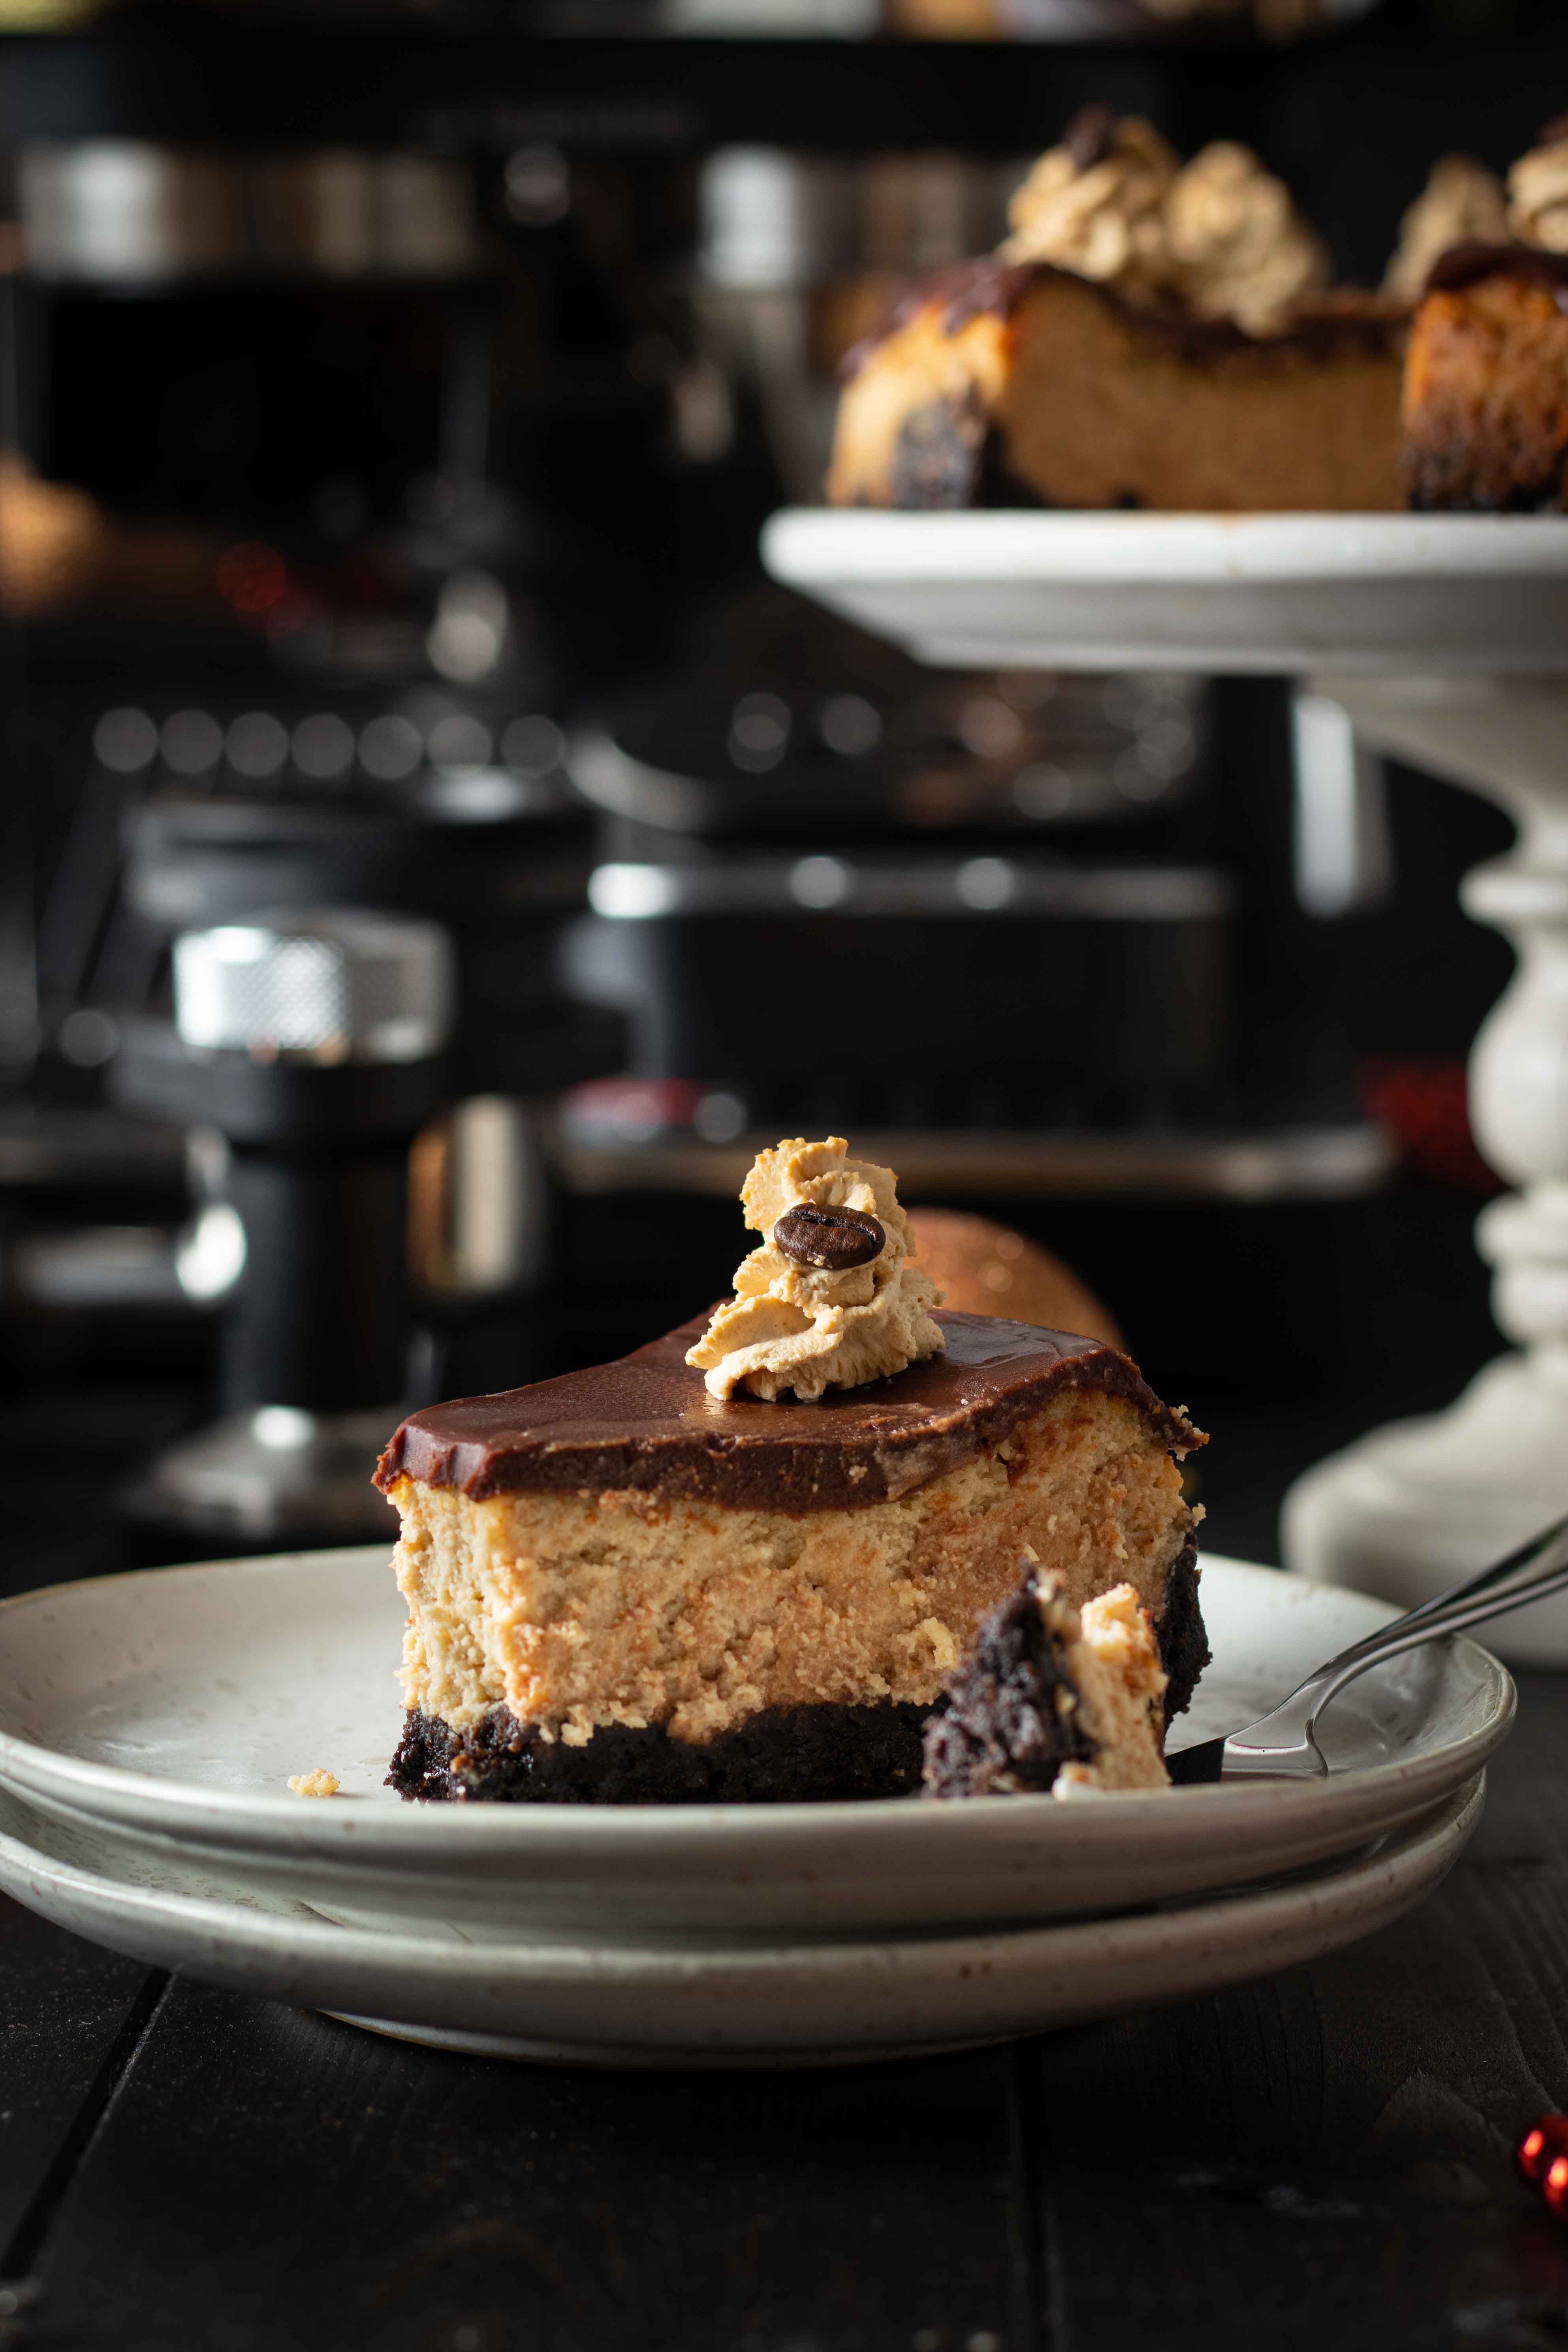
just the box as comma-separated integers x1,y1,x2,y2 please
374,1308,1206,1805
828,109,1403,514
1397,122,1568,511
1403,246,1568,511
922,1565,1170,1799
829,260,1404,514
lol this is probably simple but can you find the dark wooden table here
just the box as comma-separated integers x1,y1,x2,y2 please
3,1391,1567,2351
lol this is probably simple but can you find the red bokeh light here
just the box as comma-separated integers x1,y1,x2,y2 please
1517,2116,1568,2184
216,541,289,615
1356,1054,1503,1198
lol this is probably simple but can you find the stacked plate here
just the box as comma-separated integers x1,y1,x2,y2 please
0,1549,1511,2067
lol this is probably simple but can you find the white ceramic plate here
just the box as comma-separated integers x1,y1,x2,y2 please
760,511,1568,675
0,1774,1482,2066
0,1551,1512,1940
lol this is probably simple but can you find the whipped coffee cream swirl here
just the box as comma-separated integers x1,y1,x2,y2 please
1376,124,1568,295
1001,112,1178,303
1384,154,1509,301
686,1136,944,1403
1510,123,1568,252
1001,109,1328,336
1164,141,1330,334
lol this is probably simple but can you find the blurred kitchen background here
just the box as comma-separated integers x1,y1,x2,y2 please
0,0,1557,1585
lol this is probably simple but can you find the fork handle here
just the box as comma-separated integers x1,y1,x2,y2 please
1221,1527,1568,1779
1325,1509,1568,1670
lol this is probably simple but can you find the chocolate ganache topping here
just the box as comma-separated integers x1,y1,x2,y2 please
375,1309,1202,1512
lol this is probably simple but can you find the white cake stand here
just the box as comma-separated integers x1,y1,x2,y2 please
763,510,1568,1663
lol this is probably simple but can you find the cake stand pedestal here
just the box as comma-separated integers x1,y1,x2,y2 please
1280,675,1568,1664
761,512,1568,1661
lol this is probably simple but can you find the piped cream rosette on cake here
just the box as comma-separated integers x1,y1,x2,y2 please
999,110,1330,337
686,1136,946,1403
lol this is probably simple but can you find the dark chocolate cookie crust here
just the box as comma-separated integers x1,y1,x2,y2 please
387,1698,931,1806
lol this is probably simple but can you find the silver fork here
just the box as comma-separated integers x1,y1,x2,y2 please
1165,1514,1568,1784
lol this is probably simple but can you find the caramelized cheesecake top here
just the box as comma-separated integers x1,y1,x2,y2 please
375,1309,1201,1512
846,256,1404,373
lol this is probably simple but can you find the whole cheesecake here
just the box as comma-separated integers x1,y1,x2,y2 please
374,1296,1207,1805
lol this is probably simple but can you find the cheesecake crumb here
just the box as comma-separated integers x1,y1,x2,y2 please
1052,1581,1169,1793
923,1567,1169,1799
287,1769,340,1798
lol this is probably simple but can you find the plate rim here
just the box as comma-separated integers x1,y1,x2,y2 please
763,508,1568,587
0,1771,1485,1984
0,1549,1515,1854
